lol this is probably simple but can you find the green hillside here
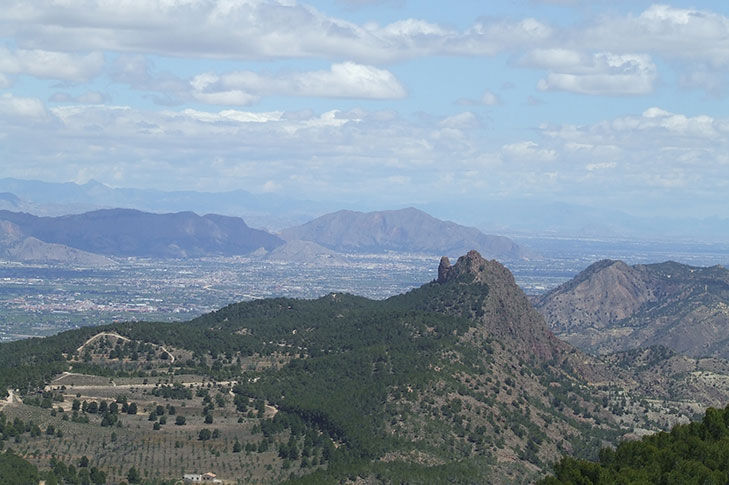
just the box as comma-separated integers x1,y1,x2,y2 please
541,404,729,484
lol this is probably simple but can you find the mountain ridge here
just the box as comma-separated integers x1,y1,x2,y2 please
0,208,285,258
280,208,531,261
535,259,729,357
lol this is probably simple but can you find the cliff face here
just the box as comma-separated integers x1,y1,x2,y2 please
535,260,729,358
431,250,568,362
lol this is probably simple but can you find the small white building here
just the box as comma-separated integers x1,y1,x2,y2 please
183,472,222,483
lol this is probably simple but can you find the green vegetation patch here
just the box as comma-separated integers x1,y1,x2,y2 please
542,404,729,484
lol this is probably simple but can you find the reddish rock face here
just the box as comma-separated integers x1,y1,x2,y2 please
437,255,451,283
535,259,729,358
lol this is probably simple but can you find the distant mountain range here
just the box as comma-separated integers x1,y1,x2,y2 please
280,207,531,261
3,177,729,242
0,207,529,263
535,260,729,358
0,209,284,258
0,177,326,230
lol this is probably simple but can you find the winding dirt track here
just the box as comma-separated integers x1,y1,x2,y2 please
75,332,176,363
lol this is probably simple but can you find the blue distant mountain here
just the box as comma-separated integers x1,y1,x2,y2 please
0,209,284,258
280,207,532,261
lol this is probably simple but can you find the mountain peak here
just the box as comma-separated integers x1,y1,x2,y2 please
281,210,529,260
430,250,565,362
436,250,515,286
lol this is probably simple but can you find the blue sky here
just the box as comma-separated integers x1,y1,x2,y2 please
1,1,729,220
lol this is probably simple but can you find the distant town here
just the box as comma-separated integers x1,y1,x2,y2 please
3,238,729,342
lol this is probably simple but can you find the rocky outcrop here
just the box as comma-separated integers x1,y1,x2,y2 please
433,250,568,362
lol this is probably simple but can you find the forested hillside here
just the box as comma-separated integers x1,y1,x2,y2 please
541,404,729,484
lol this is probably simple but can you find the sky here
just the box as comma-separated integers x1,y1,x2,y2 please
1,0,729,220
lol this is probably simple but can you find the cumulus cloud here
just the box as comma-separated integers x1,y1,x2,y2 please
533,52,657,95
0,93,48,120
541,107,729,147
537,107,729,194
581,5,729,67
510,5,729,97
586,162,616,171
0,101,496,198
679,67,727,98
1,0,552,63
191,62,406,104
0,47,103,82
501,141,557,162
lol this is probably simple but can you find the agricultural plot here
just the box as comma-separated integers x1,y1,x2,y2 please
4,375,323,484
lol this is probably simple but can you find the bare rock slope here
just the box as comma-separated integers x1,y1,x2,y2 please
535,260,729,358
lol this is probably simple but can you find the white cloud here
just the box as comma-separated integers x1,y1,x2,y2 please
0,93,48,120
501,141,557,162
510,5,729,97
586,161,616,171
439,112,479,129
0,48,103,82
191,90,260,106
521,48,583,69
582,5,729,67
1,1,552,63
536,107,729,196
261,180,283,192
481,89,501,106
336,0,403,6
632,107,725,139
536,53,657,95
188,62,406,105
455,89,501,107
